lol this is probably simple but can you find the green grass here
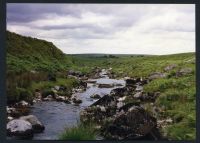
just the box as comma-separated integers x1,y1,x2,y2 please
6,31,196,140
59,123,97,140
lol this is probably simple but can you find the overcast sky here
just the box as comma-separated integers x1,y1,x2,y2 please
7,4,195,55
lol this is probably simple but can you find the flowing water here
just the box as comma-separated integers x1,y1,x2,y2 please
31,70,125,140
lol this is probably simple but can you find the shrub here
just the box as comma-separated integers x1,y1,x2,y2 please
41,89,55,98
7,87,33,104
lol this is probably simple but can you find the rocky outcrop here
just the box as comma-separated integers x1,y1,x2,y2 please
20,115,45,133
7,119,34,139
176,68,193,77
164,64,177,72
102,106,161,140
110,87,129,97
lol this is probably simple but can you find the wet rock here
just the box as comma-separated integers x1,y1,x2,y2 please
149,72,166,80
91,95,115,107
102,106,160,140
35,92,42,99
117,96,127,102
43,95,54,101
117,102,125,109
68,70,84,77
135,86,143,92
157,118,173,128
140,78,149,85
72,98,82,104
114,83,123,86
164,64,177,72
15,101,30,108
86,80,97,84
79,76,88,80
98,105,106,112
55,95,69,102
133,92,143,99
7,119,33,139
80,105,116,123
90,94,101,99
68,75,78,79
79,80,87,88
118,103,140,112
140,92,160,102
7,116,14,122
126,78,137,87
54,86,60,91
20,115,45,133
176,68,193,77
98,83,114,88
110,87,129,97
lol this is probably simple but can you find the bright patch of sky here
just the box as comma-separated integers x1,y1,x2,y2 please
7,4,195,55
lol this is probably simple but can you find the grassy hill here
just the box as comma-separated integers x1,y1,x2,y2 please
6,31,195,140
7,31,72,73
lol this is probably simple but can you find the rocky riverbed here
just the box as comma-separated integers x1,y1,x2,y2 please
7,68,126,140
7,66,185,140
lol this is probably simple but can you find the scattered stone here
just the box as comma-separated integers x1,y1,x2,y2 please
79,80,87,88
7,119,34,139
149,72,166,80
140,92,160,102
86,80,97,84
20,115,45,133
102,106,160,140
72,98,82,104
90,94,101,99
7,116,14,122
126,78,137,87
110,87,129,97
117,102,125,109
98,83,114,88
55,95,69,102
68,70,84,77
35,92,42,99
164,64,177,72
176,68,193,77
91,95,115,107
133,92,143,99
135,86,143,92
99,106,106,112
15,101,30,108
118,96,127,102
54,86,60,91
79,76,88,80
43,95,54,101
114,83,123,86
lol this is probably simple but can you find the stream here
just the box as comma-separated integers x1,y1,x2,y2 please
31,69,125,140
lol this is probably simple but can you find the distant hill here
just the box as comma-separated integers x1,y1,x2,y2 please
70,53,150,58
6,31,72,72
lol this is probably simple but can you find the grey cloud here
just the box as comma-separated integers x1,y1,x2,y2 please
7,4,82,23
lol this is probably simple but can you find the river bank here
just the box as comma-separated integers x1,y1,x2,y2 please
7,68,126,139
7,62,195,140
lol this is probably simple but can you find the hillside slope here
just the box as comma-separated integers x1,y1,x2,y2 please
7,31,71,72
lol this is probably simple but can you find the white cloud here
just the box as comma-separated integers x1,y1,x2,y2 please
7,4,195,55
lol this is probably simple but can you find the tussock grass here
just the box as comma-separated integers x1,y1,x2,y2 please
59,123,97,140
